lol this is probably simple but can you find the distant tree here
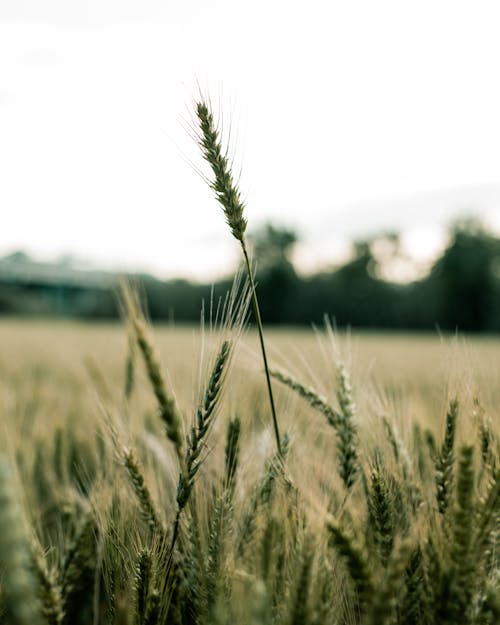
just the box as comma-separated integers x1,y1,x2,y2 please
249,223,298,269
429,219,500,331
248,223,300,323
325,238,404,327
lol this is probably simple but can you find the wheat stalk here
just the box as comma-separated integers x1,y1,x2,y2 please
194,99,282,457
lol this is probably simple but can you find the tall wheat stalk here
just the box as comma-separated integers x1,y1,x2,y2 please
194,99,283,456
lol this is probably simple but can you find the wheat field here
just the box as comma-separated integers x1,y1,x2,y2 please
0,316,498,625
0,97,498,625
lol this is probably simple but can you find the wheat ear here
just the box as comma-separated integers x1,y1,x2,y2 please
121,283,184,465
123,447,165,535
31,541,64,625
272,363,358,489
135,548,153,625
270,369,340,427
177,339,231,511
435,398,459,514
224,415,241,494
169,339,232,562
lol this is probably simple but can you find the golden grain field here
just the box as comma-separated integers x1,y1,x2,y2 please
0,317,498,625
1,318,498,439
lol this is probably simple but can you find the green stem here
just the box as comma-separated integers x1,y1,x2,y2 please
164,508,181,590
241,240,282,456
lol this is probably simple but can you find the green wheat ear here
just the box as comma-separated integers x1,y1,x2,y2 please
224,416,241,494
335,363,359,490
271,362,358,489
121,282,185,465
123,447,165,536
195,101,247,243
31,540,64,625
435,397,459,514
135,548,154,625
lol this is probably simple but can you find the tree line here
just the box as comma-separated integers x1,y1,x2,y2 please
1,219,499,332
141,219,500,332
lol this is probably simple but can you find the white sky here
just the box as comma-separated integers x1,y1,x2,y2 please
1,1,500,280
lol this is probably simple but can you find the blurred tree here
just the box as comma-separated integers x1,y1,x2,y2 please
248,223,300,323
429,218,500,331
327,238,404,327
249,223,298,269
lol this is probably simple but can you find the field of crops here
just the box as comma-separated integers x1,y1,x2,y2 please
0,315,498,625
1,97,499,625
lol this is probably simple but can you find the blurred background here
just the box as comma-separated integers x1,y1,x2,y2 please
1,1,500,331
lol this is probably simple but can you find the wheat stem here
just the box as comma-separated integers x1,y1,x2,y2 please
195,99,282,457
241,242,282,456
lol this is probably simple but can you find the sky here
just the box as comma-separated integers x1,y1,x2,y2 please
1,1,500,281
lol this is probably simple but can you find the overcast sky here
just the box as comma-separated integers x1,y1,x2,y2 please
1,1,500,280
